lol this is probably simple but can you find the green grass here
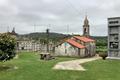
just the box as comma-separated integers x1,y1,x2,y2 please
0,52,120,80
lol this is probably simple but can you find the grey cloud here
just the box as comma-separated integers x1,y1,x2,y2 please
0,0,120,36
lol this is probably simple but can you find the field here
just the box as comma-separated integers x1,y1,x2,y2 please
0,52,120,80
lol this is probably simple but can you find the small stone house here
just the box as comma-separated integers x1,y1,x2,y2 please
73,36,96,57
54,36,95,57
54,38,86,57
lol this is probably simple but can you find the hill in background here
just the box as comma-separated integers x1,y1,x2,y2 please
19,32,107,45
18,32,107,52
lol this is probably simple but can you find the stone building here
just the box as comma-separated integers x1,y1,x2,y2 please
17,39,41,52
108,17,120,59
54,39,85,57
53,16,96,57
73,36,95,57
54,36,95,57
8,28,42,52
83,15,90,37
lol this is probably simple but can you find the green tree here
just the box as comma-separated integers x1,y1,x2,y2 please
0,33,16,62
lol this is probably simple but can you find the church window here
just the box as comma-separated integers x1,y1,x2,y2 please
84,28,87,33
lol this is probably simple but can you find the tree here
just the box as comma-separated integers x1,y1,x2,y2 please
0,33,16,62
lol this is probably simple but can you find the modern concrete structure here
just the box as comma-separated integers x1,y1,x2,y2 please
108,17,120,59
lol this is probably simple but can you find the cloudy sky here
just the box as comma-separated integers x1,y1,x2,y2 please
0,0,120,36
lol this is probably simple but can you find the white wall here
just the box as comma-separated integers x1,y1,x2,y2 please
55,42,85,57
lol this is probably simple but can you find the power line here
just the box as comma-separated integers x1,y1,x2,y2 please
67,25,70,34
65,0,81,15
7,26,9,32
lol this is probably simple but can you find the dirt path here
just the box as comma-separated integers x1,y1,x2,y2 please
53,56,101,71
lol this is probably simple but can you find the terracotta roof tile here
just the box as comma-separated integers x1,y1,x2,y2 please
66,39,85,49
74,36,95,42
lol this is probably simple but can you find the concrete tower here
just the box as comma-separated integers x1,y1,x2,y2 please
83,16,90,37
108,17,120,59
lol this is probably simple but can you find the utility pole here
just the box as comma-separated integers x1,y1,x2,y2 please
33,24,36,52
67,25,69,35
46,28,49,53
7,26,9,32
34,24,36,32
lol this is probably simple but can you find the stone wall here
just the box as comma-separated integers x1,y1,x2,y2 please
54,42,85,57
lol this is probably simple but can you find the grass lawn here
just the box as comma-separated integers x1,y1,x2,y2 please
0,52,120,80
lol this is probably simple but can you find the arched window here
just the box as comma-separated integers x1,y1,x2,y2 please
84,28,87,33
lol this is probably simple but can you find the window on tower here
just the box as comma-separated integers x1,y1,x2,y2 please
84,28,87,33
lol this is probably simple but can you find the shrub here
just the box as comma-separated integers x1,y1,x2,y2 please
99,53,108,60
0,33,16,62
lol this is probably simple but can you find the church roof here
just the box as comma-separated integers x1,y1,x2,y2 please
10,27,18,36
74,36,95,42
84,15,89,25
66,39,85,49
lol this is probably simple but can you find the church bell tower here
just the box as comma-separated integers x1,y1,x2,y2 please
83,15,90,37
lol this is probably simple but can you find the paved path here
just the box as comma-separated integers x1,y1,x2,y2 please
53,56,101,71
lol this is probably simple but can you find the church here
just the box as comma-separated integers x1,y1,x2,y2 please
53,16,96,57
